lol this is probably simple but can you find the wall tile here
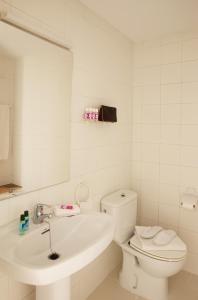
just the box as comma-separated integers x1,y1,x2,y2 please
133,86,143,104
132,103,142,123
160,145,180,165
141,143,159,163
161,63,181,84
161,104,181,124
184,253,198,274
159,203,179,227
141,199,158,222
160,164,180,185
182,82,198,104
183,39,198,61
179,209,198,232
143,46,161,66
181,104,198,124
180,166,198,187
179,229,198,255
141,124,160,143
161,42,181,64
181,125,198,146
142,85,161,105
141,105,161,124
141,180,160,202
161,84,181,104
182,61,198,82
160,124,180,144
141,162,159,183
131,161,142,181
181,146,198,167
132,143,142,161
143,66,161,85
159,183,180,206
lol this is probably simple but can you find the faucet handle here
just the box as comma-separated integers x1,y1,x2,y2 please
33,203,53,224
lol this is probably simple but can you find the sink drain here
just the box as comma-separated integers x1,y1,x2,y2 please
48,252,60,260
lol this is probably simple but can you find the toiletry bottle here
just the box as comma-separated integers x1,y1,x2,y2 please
24,210,29,230
90,108,94,120
95,108,98,120
93,108,96,120
88,108,91,120
19,214,26,235
92,108,96,120
85,108,90,120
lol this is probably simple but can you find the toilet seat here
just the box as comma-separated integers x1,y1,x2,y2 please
128,234,187,262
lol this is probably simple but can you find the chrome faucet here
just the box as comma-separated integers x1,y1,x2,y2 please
33,203,53,224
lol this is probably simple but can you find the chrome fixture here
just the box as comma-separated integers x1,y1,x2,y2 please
33,203,53,224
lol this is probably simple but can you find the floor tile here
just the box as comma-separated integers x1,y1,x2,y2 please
86,268,198,300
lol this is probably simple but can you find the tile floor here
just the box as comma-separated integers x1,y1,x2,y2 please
86,267,198,300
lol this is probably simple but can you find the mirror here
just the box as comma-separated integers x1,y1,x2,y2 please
0,21,72,199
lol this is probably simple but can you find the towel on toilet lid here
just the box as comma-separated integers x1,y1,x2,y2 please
133,226,186,251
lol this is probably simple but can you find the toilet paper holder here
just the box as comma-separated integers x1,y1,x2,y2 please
180,192,198,210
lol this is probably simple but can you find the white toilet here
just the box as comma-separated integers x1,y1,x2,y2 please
101,189,187,300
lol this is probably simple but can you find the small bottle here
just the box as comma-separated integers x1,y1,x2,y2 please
95,108,98,121
24,210,29,230
19,214,26,235
93,109,97,120
83,110,86,120
88,108,92,120
85,108,90,120
90,108,94,120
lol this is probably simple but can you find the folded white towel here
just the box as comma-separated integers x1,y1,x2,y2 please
0,105,10,160
140,226,162,239
134,226,186,251
153,229,176,246
54,204,80,217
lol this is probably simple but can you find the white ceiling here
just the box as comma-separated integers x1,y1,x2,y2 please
80,0,198,42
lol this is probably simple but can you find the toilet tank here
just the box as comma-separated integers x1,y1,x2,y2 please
101,189,137,244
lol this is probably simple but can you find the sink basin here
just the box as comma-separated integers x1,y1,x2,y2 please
0,212,114,288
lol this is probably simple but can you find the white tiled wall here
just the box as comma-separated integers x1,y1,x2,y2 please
0,0,133,299
132,33,198,275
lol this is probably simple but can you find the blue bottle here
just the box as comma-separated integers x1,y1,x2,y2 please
19,214,26,235
24,210,29,230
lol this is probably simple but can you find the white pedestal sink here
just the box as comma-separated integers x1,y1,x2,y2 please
36,277,70,300
0,213,115,300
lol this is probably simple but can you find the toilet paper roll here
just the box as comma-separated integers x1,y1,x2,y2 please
180,194,198,210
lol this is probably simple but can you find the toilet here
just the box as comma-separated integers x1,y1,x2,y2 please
101,189,187,300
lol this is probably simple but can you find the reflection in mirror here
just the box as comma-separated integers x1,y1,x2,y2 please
0,21,72,199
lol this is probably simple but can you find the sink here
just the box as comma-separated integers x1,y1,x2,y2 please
0,212,115,300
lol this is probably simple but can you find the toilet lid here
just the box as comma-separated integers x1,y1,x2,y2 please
129,235,187,262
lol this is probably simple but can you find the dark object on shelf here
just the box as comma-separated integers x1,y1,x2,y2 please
98,105,117,122
0,183,22,194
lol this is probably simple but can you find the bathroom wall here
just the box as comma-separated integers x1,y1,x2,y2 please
0,0,133,299
132,32,198,275
0,54,14,186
